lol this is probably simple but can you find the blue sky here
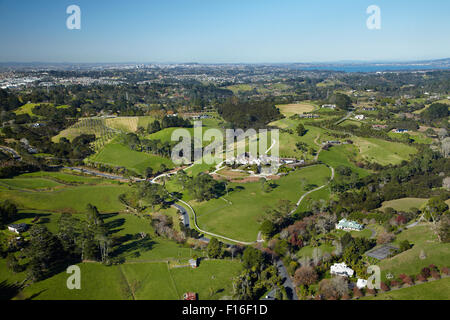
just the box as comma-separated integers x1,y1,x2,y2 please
0,0,449,63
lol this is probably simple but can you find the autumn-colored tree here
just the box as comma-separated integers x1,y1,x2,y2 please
441,267,449,275
421,267,431,279
380,282,390,292
294,266,318,286
353,287,363,298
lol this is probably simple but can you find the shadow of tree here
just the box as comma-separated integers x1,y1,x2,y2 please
111,236,156,258
0,280,22,300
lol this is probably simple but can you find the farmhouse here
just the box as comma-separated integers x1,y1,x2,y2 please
336,219,363,231
8,223,29,234
321,104,336,109
354,115,365,120
189,258,198,268
393,128,409,133
330,262,354,277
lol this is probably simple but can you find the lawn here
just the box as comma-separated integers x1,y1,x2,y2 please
89,141,174,175
14,102,53,116
362,277,450,300
318,144,370,178
380,198,428,212
190,165,332,242
276,102,316,117
378,225,450,279
11,259,241,300
0,184,129,213
353,137,417,166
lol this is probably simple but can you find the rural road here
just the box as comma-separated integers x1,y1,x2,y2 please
289,165,335,215
276,260,299,300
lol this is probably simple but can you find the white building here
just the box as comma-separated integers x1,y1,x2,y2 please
330,262,354,277
354,115,365,120
336,219,363,231
357,279,368,289
321,104,336,109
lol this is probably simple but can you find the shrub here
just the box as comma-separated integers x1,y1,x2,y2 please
431,270,441,280
380,282,390,292
421,267,431,279
441,267,449,275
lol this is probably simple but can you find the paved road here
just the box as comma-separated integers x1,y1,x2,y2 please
276,260,298,300
171,203,190,228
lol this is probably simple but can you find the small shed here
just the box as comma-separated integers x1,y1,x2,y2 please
189,258,198,268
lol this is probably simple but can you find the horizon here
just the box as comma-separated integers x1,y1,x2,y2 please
1,0,450,63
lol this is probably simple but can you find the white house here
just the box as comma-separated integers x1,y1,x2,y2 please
189,258,198,268
8,223,28,234
356,279,368,289
321,104,336,109
330,262,354,277
354,115,365,120
336,219,363,231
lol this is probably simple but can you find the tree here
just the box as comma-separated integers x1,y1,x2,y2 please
0,200,18,228
293,266,318,286
26,225,66,281
242,246,264,270
260,220,276,239
296,123,307,136
147,120,161,134
207,238,223,259
399,239,412,252
144,167,153,179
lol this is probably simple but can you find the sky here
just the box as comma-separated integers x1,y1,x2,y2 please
0,0,449,63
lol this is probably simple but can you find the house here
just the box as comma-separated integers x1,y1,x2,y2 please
336,219,363,231
357,279,368,289
183,292,197,300
189,258,198,268
330,262,354,277
393,129,408,134
8,223,28,234
321,104,336,109
354,115,365,120
323,140,341,146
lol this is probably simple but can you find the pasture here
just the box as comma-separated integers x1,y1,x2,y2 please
353,137,417,166
191,165,332,242
12,259,241,300
378,225,450,278
380,198,428,212
89,141,174,175
362,277,450,300
276,102,316,117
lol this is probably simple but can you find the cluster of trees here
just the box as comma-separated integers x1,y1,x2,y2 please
20,204,115,282
0,201,18,229
232,246,283,300
217,98,282,129
0,89,21,112
175,171,226,202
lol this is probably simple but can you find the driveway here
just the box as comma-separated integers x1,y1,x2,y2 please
276,260,298,300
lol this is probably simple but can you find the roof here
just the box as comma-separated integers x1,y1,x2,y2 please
336,219,362,230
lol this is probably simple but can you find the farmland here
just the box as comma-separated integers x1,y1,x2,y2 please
190,165,332,242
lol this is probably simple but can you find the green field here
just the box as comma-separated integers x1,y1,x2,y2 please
362,277,450,300
380,198,428,212
379,225,450,279
0,172,129,213
11,260,241,300
89,141,174,175
191,165,332,242
318,144,370,178
353,137,417,166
